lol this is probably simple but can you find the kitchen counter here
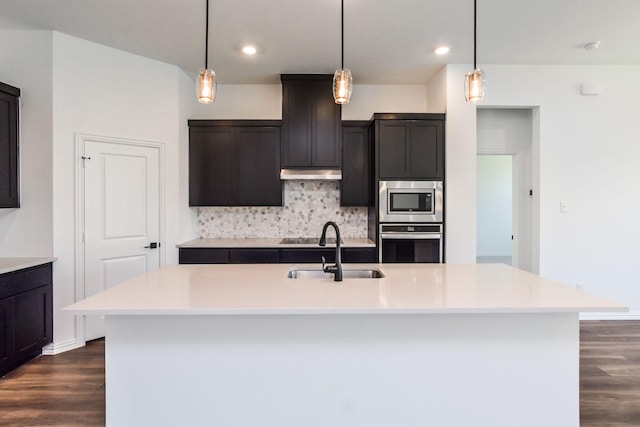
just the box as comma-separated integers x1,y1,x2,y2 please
0,257,57,275
66,263,624,315
176,237,375,248
65,264,626,427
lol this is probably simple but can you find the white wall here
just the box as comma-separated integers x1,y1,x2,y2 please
445,63,640,314
0,30,53,256
51,32,184,349
426,67,447,113
342,85,427,120
186,83,428,121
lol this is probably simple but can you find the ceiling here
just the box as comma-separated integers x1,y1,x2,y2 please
0,0,639,84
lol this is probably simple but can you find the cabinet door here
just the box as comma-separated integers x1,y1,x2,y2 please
189,127,236,206
378,120,410,179
236,127,282,206
282,81,312,167
311,80,341,167
14,286,52,362
410,120,444,180
341,124,370,206
0,89,19,208
0,297,16,376
281,76,341,168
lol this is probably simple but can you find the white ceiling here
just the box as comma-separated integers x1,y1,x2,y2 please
0,0,639,84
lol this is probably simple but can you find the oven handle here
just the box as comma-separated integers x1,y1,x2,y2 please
380,233,442,240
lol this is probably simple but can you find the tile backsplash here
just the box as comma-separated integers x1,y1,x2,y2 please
197,181,368,238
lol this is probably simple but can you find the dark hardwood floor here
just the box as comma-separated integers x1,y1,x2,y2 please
580,320,640,426
0,339,105,426
0,321,638,426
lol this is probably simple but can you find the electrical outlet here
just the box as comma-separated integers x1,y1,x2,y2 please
576,282,584,290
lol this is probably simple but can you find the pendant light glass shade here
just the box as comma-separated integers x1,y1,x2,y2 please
464,68,485,103
197,68,216,104
333,68,352,104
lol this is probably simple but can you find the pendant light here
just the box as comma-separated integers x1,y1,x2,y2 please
464,0,485,103
197,0,216,104
333,0,352,104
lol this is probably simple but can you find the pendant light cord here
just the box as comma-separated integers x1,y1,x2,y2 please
205,0,209,69
473,0,477,70
341,0,344,69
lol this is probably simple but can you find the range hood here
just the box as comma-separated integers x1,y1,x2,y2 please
280,169,342,180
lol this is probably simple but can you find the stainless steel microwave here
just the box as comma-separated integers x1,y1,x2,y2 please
379,181,443,223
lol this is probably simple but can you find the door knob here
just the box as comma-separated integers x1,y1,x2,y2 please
144,242,159,249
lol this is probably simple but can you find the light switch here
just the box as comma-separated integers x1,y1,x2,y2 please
560,201,569,213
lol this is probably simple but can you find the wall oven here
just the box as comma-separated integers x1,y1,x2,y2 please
378,181,444,263
379,223,443,263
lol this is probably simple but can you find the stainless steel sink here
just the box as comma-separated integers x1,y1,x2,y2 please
287,268,385,279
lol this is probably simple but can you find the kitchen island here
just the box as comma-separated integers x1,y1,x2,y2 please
66,263,625,427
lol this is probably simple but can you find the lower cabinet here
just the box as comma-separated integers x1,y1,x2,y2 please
0,263,53,377
179,247,377,264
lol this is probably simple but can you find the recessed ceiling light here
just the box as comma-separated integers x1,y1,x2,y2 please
434,46,450,55
242,45,257,55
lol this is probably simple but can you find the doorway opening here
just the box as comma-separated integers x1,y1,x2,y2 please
477,154,513,265
476,108,538,272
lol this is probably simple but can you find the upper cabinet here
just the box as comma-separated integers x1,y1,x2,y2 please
0,82,20,208
189,120,283,206
374,113,445,180
341,121,372,207
281,74,342,168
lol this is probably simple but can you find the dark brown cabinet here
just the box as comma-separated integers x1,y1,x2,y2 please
178,247,377,264
281,75,342,168
0,263,53,377
0,82,20,208
341,121,372,207
374,113,445,180
189,120,282,206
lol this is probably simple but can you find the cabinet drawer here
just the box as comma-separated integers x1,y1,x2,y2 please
179,248,229,264
342,248,377,263
0,264,52,300
229,249,279,264
279,249,335,263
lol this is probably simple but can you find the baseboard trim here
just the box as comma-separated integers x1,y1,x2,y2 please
580,311,640,321
42,338,85,355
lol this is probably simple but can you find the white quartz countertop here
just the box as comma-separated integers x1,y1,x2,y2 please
65,263,627,315
0,257,57,275
176,237,375,248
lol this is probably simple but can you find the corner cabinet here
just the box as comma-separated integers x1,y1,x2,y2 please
281,74,342,168
0,263,53,377
374,113,445,180
0,82,20,208
189,120,283,206
341,121,372,207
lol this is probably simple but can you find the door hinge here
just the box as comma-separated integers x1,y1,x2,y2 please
81,156,91,168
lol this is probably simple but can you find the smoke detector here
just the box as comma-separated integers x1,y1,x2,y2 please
584,41,601,51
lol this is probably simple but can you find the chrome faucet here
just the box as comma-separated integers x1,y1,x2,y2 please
319,221,343,282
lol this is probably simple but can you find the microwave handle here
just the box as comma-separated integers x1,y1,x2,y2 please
380,233,442,240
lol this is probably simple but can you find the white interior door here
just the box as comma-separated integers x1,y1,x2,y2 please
83,139,161,341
